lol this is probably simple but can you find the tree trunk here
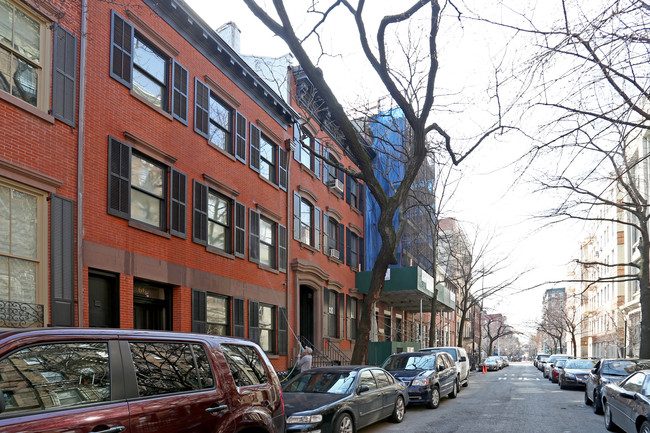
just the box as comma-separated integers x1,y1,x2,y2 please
639,234,650,358
428,287,438,347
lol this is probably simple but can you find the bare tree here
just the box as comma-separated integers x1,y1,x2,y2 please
242,0,509,362
482,313,516,357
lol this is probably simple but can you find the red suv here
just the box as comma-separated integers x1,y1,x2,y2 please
0,328,285,433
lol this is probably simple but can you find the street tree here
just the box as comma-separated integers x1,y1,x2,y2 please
242,0,510,363
515,0,650,357
482,312,516,357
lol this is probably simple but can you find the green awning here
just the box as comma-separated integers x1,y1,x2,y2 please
355,266,455,312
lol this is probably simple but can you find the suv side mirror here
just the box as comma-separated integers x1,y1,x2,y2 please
459,356,467,362
357,385,370,394
591,368,597,374
438,365,445,372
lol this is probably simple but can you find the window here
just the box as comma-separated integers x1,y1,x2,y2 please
206,294,229,335
293,193,321,250
346,173,365,212
130,153,166,229
0,0,48,108
348,177,358,208
358,370,377,390
260,135,276,183
323,213,343,261
259,216,276,268
207,191,231,252
372,369,391,388
132,34,167,109
0,343,110,415
221,344,268,386
294,125,321,178
108,137,187,236
208,94,232,152
129,342,212,396
346,228,364,271
347,296,358,340
258,304,275,353
0,182,42,312
324,289,338,338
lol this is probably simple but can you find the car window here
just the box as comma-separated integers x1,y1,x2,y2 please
603,360,645,376
382,355,435,370
221,344,268,387
0,342,110,415
372,370,391,388
359,370,377,390
622,372,645,393
129,342,201,396
436,355,447,370
565,360,594,369
192,344,215,388
284,371,357,394
432,348,457,361
641,375,650,397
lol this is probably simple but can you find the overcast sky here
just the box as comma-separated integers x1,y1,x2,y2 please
186,0,585,337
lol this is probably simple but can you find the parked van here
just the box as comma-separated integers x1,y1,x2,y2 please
420,346,470,387
0,328,285,433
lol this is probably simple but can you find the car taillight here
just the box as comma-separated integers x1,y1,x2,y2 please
280,389,285,414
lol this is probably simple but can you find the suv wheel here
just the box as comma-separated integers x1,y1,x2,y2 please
426,386,440,409
593,390,603,414
449,379,459,398
584,390,592,406
462,374,469,387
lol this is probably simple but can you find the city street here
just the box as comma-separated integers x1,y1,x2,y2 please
363,362,606,433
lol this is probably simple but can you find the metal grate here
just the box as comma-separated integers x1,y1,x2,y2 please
0,301,44,328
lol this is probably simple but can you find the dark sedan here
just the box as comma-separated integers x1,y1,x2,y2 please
601,370,650,433
559,358,595,389
381,352,458,409
282,366,408,433
585,358,650,414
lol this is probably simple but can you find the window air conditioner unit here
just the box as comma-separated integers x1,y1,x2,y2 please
329,248,340,259
329,179,344,194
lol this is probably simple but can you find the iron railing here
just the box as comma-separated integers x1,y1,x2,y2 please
299,336,351,367
324,338,351,366
0,300,44,328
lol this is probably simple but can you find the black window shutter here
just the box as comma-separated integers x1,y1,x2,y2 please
249,124,261,172
110,11,133,87
107,136,130,219
234,201,246,258
249,301,260,343
323,289,329,338
249,209,260,263
338,223,345,262
337,164,345,198
172,60,189,124
346,227,352,267
192,180,208,245
278,224,287,273
358,183,365,213
279,147,288,191
194,78,209,138
359,236,365,272
322,147,329,185
170,169,187,238
338,292,345,339
233,298,245,337
192,290,207,333
346,173,352,205
53,25,77,126
50,195,75,327
293,124,302,162
314,139,321,180
235,111,247,163
293,191,301,241
314,206,321,251
322,212,329,254
278,307,288,355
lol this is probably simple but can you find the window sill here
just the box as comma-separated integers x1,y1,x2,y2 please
130,89,173,121
299,164,318,180
351,206,362,216
258,264,279,274
208,142,236,161
299,242,320,254
0,91,55,124
266,354,280,359
259,175,280,190
328,188,343,200
128,220,171,238
206,246,235,260
328,256,342,265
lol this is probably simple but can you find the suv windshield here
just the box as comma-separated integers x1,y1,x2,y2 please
382,355,436,371
430,348,457,361
284,371,357,394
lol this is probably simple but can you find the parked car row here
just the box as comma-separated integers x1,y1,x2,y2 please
481,355,510,371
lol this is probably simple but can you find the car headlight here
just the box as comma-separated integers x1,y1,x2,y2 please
565,373,576,379
287,415,323,424
411,378,429,386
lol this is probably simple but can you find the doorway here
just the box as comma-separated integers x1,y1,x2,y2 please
299,286,314,344
89,271,119,328
133,280,171,330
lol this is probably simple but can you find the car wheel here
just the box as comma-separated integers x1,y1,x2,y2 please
426,386,440,409
449,379,459,398
334,413,355,433
593,390,603,414
584,390,592,406
639,420,650,433
463,374,469,388
603,401,618,432
389,396,405,423
559,379,566,390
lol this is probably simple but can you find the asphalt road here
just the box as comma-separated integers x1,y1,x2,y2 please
362,362,607,433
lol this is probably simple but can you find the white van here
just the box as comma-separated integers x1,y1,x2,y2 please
420,346,470,387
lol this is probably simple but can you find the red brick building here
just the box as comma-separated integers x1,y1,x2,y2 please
0,0,364,370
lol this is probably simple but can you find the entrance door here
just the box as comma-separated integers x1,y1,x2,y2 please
299,286,314,344
89,272,118,328
133,281,171,330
